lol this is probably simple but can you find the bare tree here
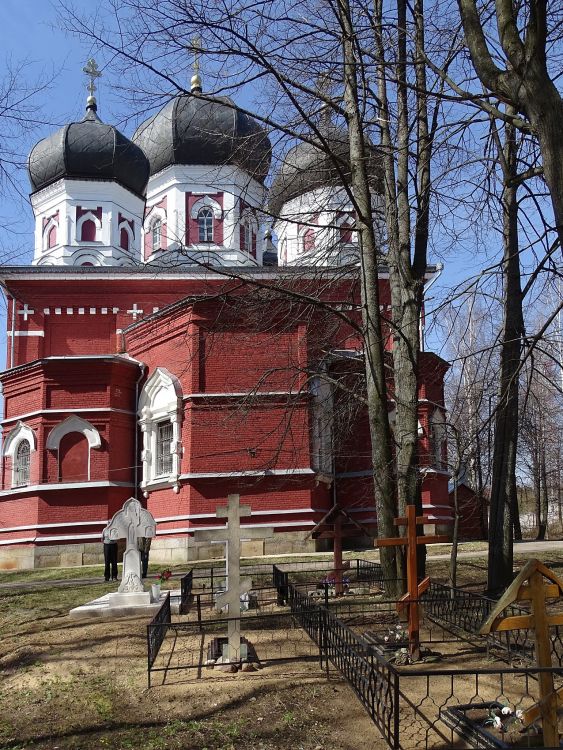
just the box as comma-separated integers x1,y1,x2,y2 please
457,0,563,248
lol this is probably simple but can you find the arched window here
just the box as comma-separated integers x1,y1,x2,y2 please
198,207,214,243
81,219,97,242
3,422,36,489
46,416,101,483
120,228,130,251
302,229,316,253
13,440,31,488
156,421,174,477
138,367,183,489
47,226,57,249
339,223,353,244
240,222,252,252
59,432,89,482
152,219,162,250
430,409,446,470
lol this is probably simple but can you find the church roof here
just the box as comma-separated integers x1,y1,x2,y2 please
28,103,150,198
269,124,382,217
133,92,271,183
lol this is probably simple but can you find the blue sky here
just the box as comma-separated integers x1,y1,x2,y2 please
0,0,552,365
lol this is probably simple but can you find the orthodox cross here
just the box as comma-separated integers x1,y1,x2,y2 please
194,494,273,662
376,504,449,660
307,504,374,596
83,58,102,98
191,36,202,75
480,559,563,748
107,497,156,593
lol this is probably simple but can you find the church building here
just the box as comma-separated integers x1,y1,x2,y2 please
0,64,450,569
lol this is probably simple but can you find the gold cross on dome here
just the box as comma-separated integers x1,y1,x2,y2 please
83,58,102,97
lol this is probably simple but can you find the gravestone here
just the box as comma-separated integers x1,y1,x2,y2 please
195,493,273,662
107,497,156,605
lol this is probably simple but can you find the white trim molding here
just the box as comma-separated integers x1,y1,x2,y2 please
46,415,102,451
190,195,222,220
0,480,133,498
138,367,183,490
3,421,37,457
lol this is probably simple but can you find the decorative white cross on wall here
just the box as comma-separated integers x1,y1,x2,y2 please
127,303,144,320
18,304,35,322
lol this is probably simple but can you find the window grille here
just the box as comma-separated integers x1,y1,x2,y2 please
198,207,214,242
156,421,173,476
14,440,30,487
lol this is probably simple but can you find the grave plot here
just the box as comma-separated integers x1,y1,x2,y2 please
152,501,563,747
147,611,323,685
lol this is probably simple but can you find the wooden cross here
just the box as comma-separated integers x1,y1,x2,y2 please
307,504,375,596
479,559,563,747
376,504,449,660
194,494,273,662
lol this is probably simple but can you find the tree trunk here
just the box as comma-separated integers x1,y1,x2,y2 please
486,116,523,594
538,431,548,541
338,0,399,593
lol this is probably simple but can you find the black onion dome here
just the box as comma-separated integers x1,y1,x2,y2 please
133,93,272,183
28,103,150,197
269,124,382,218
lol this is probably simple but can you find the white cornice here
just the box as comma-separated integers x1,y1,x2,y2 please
0,481,134,498
1,407,135,426
178,468,315,480
184,391,305,401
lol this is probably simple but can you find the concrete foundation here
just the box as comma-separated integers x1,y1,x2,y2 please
0,531,318,570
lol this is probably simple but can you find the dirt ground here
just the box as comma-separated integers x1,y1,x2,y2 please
0,580,388,750
3,551,563,750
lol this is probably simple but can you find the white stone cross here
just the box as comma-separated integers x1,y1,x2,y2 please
18,304,35,321
195,494,273,662
107,497,156,593
127,303,144,320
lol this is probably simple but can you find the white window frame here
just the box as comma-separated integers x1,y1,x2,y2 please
14,441,31,488
118,220,134,252
197,207,214,243
138,367,183,490
76,211,102,243
46,415,102,482
3,421,36,489
42,218,59,252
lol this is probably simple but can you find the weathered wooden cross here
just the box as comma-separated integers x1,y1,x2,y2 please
307,504,375,596
194,494,273,662
376,504,450,660
480,559,563,747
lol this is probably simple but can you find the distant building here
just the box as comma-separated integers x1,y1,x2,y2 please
448,471,487,540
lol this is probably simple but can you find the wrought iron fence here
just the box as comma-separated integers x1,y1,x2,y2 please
179,569,193,614
272,564,289,605
146,573,563,748
147,592,171,688
356,558,384,583
287,581,399,747
146,612,321,685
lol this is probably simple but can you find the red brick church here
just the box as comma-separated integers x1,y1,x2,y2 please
0,71,450,569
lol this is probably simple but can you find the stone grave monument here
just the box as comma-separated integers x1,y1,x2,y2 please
106,497,157,606
195,493,273,663
69,497,159,618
